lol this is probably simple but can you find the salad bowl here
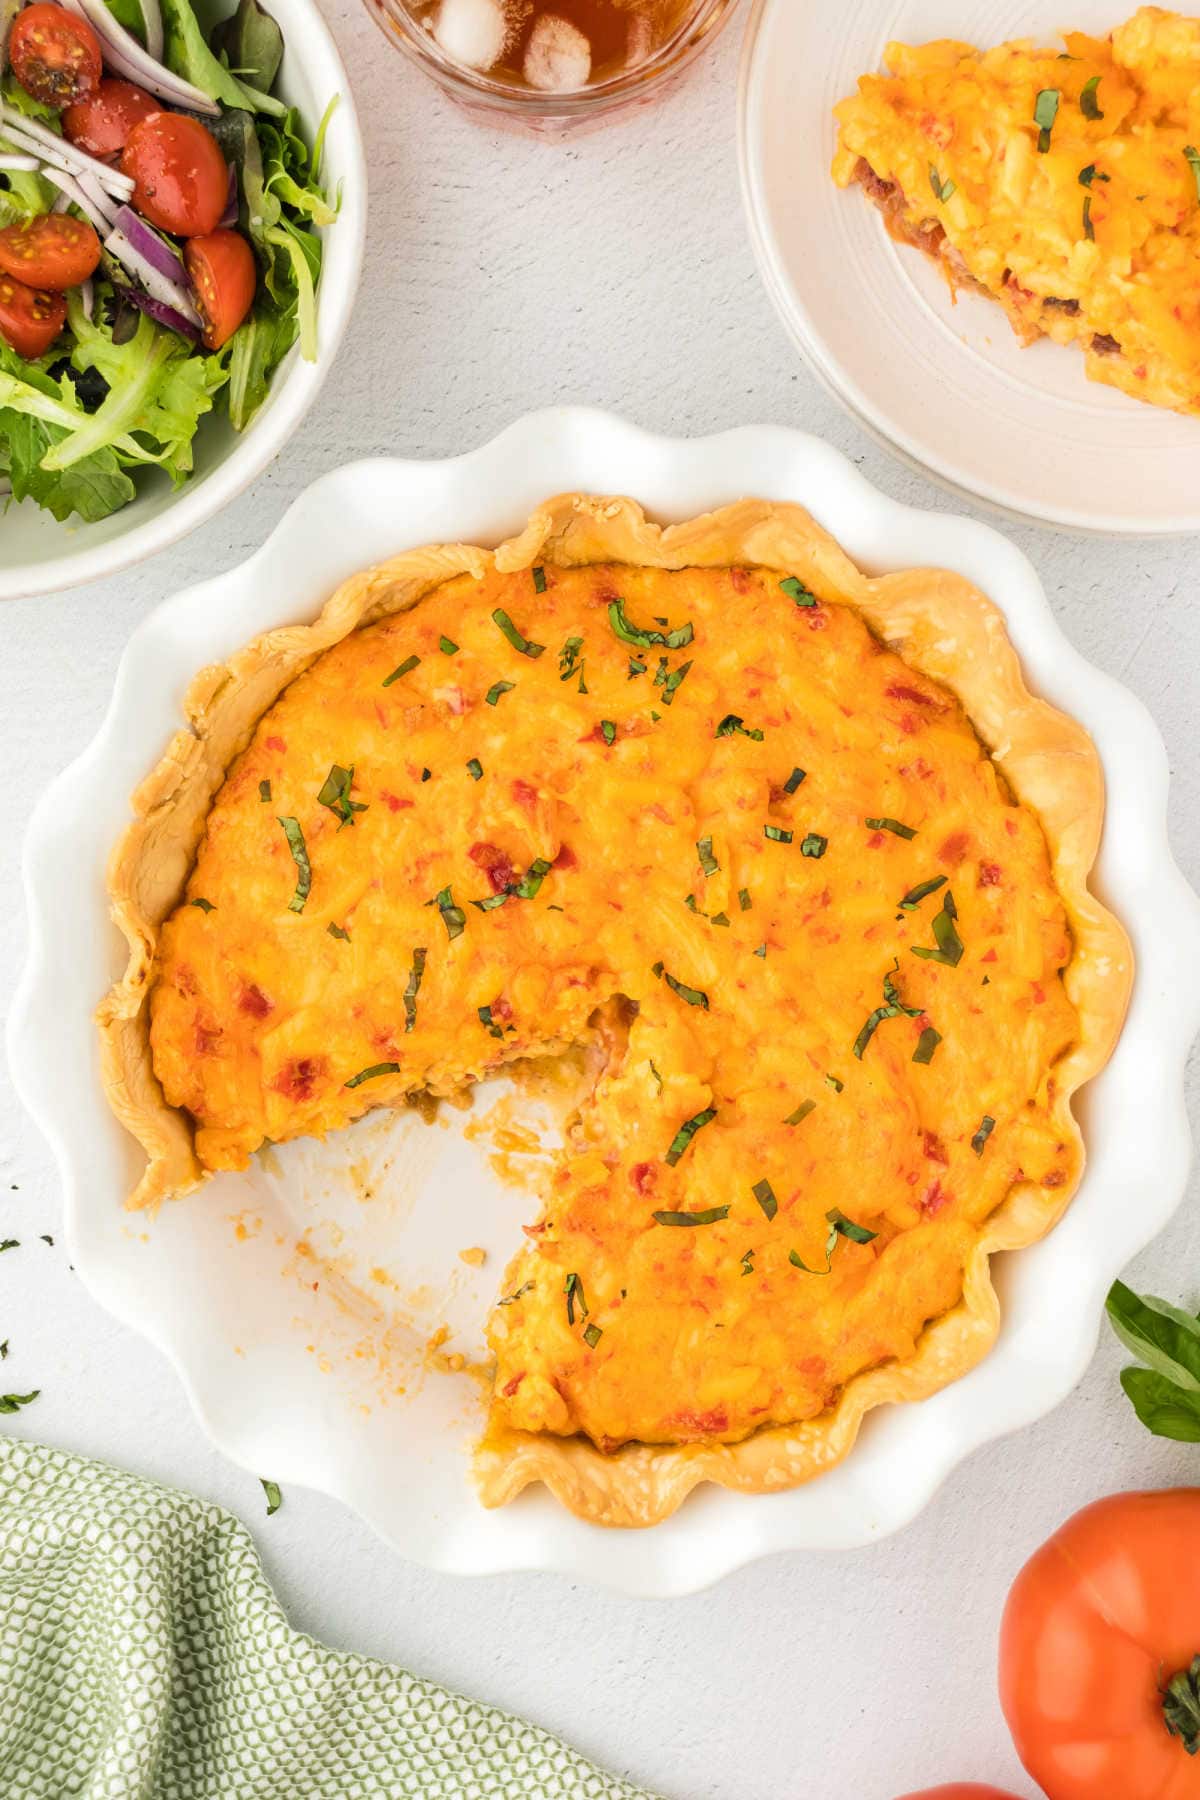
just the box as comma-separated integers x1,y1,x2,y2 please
9,408,1200,1594
0,0,365,602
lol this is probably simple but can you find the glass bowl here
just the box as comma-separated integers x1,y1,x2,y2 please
363,0,741,134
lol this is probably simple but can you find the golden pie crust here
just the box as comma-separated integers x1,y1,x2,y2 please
99,495,1131,1527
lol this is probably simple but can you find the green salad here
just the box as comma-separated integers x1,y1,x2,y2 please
0,0,337,523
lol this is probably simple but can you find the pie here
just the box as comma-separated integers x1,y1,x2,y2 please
99,495,1131,1526
833,7,1200,416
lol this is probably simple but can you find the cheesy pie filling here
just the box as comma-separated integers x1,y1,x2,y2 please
833,7,1200,416
150,563,1079,1451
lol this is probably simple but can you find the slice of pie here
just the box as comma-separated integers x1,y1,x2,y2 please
833,7,1200,415
100,495,1130,1526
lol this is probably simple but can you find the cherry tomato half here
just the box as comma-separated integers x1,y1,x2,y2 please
120,112,228,238
895,1788,1031,1800
63,78,160,162
0,213,102,291
184,229,255,351
9,3,102,110
1001,1490,1200,1800
0,272,66,358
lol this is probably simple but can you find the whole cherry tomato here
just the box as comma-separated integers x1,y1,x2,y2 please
0,272,66,358
8,3,102,109
63,78,160,162
1001,1490,1200,1799
120,112,228,238
184,229,255,350
896,1788,1031,1799
0,214,102,291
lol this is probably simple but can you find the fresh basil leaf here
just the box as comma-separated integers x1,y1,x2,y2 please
1119,1366,1200,1442
211,0,284,95
1107,1280,1200,1393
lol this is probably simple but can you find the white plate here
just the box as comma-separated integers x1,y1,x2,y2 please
738,0,1200,534
9,409,1200,1594
0,0,366,602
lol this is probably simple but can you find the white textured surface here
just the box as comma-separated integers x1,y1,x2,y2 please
1,9,1199,1797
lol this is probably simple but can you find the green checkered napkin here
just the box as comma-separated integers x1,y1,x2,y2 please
0,1438,658,1799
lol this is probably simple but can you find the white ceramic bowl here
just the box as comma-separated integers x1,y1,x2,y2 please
9,409,1200,1594
738,0,1200,534
0,0,366,602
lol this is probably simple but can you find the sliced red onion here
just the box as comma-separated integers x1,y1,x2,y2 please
41,166,113,232
0,153,40,172
105,225,202,327
51,189,71,213
111,281,199,341
58,0,220,116
0,103,135,197
136,0,163,64
218,163,237,229
112,203,186,285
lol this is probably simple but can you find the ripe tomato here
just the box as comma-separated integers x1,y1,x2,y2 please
63,78,160,162
0,214,102,291
120,113,228,238
8,3,102,109
896,1788,1030,1799
1001,1490,1200,1799
184,230,255,351
0,272,66,358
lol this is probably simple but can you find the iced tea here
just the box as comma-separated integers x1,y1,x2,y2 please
408,0,695,91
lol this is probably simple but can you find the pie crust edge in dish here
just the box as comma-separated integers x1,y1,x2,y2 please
97,494,1133,1528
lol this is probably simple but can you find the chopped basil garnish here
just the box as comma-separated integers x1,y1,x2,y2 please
928,165,956,203
867,817,916,839
715,714,764,741
431,886,466,940
790,1208,877,1275
1083,195,1094,240
1079,163,1109,187
801,833,827,859
911,889,964,967
532,566,547,593
0,1391,39,1414
825,1073,844,1093
478,1003,504,1039
471,892,509,912
971,1114,996,1155
258,779,271,802
582,1323,603,1348
261,1480,282,1517
752,1178,778,1221
601,720,616,746
421,768,431,782
628,657,646,678
1079,74,1103,119
564,1271,587,1326
382,654,420,687
764,824,793,843
900,874,947,911
515,857,552,900
466,758,483,781
853,958,921,1059
607,596,694,651
664,1107,717,1166
753,943,767,958
498,1279,534,1306
784,767,806,794
660,969,709,1010
278,817,311,913
1185,146,1200,200
913,1026,942,1064
345,1061,401,1089
493,608,545,659
789,1246,830,1276
318,763,367,829
190,897,215,913
738,887,752,911
740,1249,755,1277
1035,87,1060,152
783,1099,816,1126
327,922,350,941
559,636,586,689
654,657,693,705
439,635,459,655
652,1206,730,1227
485,680,515,706
780,576,817,607
711,911,730,927
648,1058,663,1093
697,836,719,877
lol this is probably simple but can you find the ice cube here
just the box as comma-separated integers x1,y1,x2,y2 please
523,13,592,90
433,0,507,70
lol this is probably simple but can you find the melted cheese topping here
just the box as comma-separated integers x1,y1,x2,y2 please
832,6,1200,414
150,563,1078,1450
